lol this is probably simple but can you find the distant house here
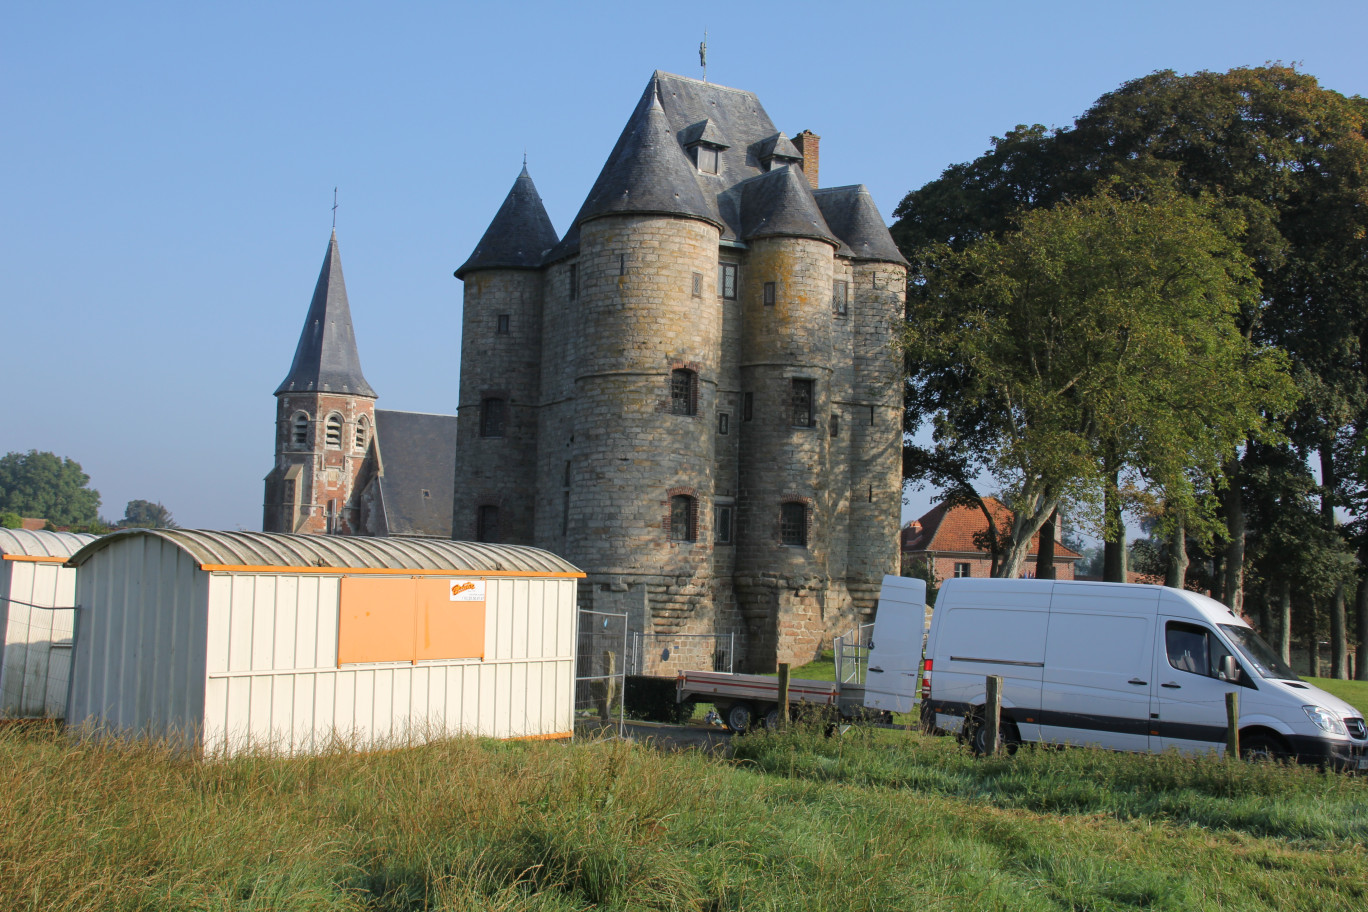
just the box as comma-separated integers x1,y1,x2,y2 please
901,497,1081,581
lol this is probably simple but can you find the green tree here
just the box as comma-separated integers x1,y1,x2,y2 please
903,188,1293,578
0,451,102,528
117,500,178,529
0,512,22,529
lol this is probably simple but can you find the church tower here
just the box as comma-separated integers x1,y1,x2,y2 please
263,232,378,535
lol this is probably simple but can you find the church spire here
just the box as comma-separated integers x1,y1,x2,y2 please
275,232,377,397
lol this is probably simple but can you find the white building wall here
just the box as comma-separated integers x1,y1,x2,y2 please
200,572,577,755
1,559,78,718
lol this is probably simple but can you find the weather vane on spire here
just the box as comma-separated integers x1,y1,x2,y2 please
332,187,338,230
699,30,708,83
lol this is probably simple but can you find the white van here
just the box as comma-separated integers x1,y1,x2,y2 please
921,578,1367,769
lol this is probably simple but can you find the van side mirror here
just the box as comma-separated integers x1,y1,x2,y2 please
1219,654,1239,683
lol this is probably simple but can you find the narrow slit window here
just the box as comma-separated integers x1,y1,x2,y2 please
763,282,776,306
568,263,578,301
743,392,754,422
829,413,839,437
619,253,627,276
496,314,510,334
832,280,848,315
717,412,729,435
719,263,738,300
692,272,703,297
791,379,814,428
714,505,733,544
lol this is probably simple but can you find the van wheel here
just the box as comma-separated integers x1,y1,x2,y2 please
724,702,753,733
969,715,1019,757
1241,733,1291,764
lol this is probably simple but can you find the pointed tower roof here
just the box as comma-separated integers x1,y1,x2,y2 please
454,165,560,280
275,232,377,398
736,165,839,246
814,185,910,266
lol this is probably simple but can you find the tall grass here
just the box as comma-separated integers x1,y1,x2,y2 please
2,721,1366,910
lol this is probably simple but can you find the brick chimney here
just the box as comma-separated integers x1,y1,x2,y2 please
792,130,820,189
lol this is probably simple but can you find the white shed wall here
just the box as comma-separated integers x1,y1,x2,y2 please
67,536,209,746
201,573,577,755
1,560,78,718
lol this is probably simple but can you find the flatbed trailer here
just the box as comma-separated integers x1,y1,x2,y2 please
675,669,873,731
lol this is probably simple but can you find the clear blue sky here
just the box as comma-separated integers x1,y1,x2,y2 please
3,1,1365,530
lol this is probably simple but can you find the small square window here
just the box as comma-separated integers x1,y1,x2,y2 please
954,562,971,578
692,272,703,297
781,502,808,547
719,263,738,300
763,282,776,306
480,398,507,437
717,412,729,435
832,280,848,315
496,314,510,334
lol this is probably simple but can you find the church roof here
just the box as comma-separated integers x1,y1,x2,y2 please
814,185,911,266
736,165,839,246
372,409,459,538
454,165,560,279
275,232,376,398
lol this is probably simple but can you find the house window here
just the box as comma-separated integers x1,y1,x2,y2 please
355,415,370,451
568,263,578,301
829,413,839,437
291,412,309,447
669,495,697,542
719,263,738,300
497,314,510,335
670,369,698,416
714,505,733,544
476,505,500,543
780,502,808,547
832,280,848,315
697,146,719,174
763,282,776,306
717,412,729,435
791,379,814,428
954,562,971,578
692,272,703,297
324,413,343,448
743,392,753,421
480,397,506,437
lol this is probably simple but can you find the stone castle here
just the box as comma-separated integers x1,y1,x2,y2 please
264,71,906,671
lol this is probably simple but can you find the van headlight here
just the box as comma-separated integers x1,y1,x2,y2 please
1304,705,1349,736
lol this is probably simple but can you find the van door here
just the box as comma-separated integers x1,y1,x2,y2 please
864,576,926,713
1154,619,1246,755
1039,587,1157,751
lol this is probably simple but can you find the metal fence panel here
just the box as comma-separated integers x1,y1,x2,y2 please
574,608,627,736
628,632,734,677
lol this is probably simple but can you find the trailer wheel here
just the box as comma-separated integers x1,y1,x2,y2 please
763,706,783,731
724,702,753,733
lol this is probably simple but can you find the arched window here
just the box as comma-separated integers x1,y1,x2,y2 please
291,412,309,447
670,369,697,416
324,413,344,448
355,415,370,451
480,398,506,437
669,495,697,542
781,502,808,547
476,505,500,543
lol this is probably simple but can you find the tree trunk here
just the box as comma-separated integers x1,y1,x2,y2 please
1357,566,1368,682
1102,466,1126,583
1331,580,1348,680
1210,551,1225,604
1221,473,1245,615
1278,579,1292,666
1307,617,1320,678
1165,516,1187,589
1035,508,1058,580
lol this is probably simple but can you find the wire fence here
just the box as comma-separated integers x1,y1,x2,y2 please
627,632,734,677
574,608,627,737
833,622,874,686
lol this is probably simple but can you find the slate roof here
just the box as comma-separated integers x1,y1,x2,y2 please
454,165,560,279
276,232,377,397
373,409,459,538
901,497,1082,560
496,71,906,271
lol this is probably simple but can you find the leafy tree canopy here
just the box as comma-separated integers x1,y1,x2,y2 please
0,512,21,530
117,500,178,529
0,451,102,528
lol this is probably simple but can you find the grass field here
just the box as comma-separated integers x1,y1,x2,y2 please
2,718,1366,911
1307,677,1368,714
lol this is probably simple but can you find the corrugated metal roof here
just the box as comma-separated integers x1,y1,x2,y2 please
67,529,585,575
0,528,100,559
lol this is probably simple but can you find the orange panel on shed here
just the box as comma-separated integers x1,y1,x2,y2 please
415,578,486,661
338,577,416,664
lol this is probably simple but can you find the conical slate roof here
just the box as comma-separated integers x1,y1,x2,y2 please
737,165,839,246
454,165,560,279
275,232,377,397
814,185,909,266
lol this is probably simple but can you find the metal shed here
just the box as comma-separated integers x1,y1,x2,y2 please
65,530,584,755
0,529,97,719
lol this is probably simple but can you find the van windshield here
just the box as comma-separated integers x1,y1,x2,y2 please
1220,625,1300,681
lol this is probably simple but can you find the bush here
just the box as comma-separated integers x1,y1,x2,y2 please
623,675,694,723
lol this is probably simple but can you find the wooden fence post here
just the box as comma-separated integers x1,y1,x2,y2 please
1225,690,1240,759
984,675,1003,756
777,663,791,729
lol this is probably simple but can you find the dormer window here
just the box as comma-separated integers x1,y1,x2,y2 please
682,119,729,176
759,131,803,172
696,146,719,174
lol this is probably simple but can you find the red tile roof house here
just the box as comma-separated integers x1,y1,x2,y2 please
901,497,1081,581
